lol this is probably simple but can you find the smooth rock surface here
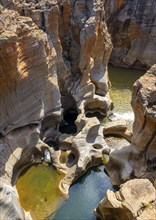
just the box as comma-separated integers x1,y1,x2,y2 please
95,179,156,220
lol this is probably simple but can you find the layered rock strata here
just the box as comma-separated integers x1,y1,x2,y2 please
104,0,156,69
96,65,156,219
1,0,113,114
0,1,113,219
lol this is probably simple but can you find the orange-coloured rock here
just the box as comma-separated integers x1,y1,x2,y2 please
1,0,113,114
0,6,61,135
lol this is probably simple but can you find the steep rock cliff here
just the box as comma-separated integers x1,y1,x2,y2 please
95,65,156,220
106,65,156,186
0,1,113,219
0,6,61,135
0,6,61,219
1,0,113,115
104,0,156,69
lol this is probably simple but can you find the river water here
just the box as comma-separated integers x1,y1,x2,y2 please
108,65,144,129
16,65,144,220
52,166,112,220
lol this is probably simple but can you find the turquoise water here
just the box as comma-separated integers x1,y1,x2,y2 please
52,166,113,220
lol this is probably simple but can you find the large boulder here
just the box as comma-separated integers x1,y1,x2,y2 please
95,179,156,220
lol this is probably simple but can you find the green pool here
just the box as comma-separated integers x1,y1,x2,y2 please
16,164,65,220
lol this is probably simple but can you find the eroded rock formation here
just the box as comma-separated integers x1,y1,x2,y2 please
96,65,156,220
95,179,156,220
106,65,156,186
0,1,113,219
104,0,156,69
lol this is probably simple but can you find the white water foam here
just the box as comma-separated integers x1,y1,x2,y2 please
114,112,134,122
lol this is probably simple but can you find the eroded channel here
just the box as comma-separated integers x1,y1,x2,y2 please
16,66,144,220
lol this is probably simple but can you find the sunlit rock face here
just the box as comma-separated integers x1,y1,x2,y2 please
131,64,156,179
0,1,113,219
0,6,61,135
104,0,156,69
1,0,113,114
95,179,156,220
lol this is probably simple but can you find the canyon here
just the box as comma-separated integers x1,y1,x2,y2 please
0,1,156,220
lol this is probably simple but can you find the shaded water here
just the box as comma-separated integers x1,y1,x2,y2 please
52,166,113,220
108,65,144,127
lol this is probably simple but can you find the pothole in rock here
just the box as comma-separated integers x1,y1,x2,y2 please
64,109,78,124
85,111,105,123
59,150,76,168
45,140,59,151
59,109,78,134
16,164,65,220
92,144,103,149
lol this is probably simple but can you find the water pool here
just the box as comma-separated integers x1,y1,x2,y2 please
52,166,113,220
16,164,65,220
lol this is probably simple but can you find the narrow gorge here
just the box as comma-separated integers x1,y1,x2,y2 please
0,1,156,220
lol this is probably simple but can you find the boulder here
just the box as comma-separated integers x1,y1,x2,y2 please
95,179,156,220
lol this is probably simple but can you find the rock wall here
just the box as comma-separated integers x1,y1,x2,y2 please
0,6,61,135
0,1,113,219
95,65,156,220
1,0,113,114
104,0,156,69
106,65,156,186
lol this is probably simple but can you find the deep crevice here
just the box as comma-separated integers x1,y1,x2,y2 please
59,109,78,134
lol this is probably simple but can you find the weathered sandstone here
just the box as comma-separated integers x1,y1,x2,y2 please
104,119,132,142
105,64,156,186
95,179,156,220
96,65,156,220
104,0,156,69
0,6,61,135
0,1,113,219
0,0,113,115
